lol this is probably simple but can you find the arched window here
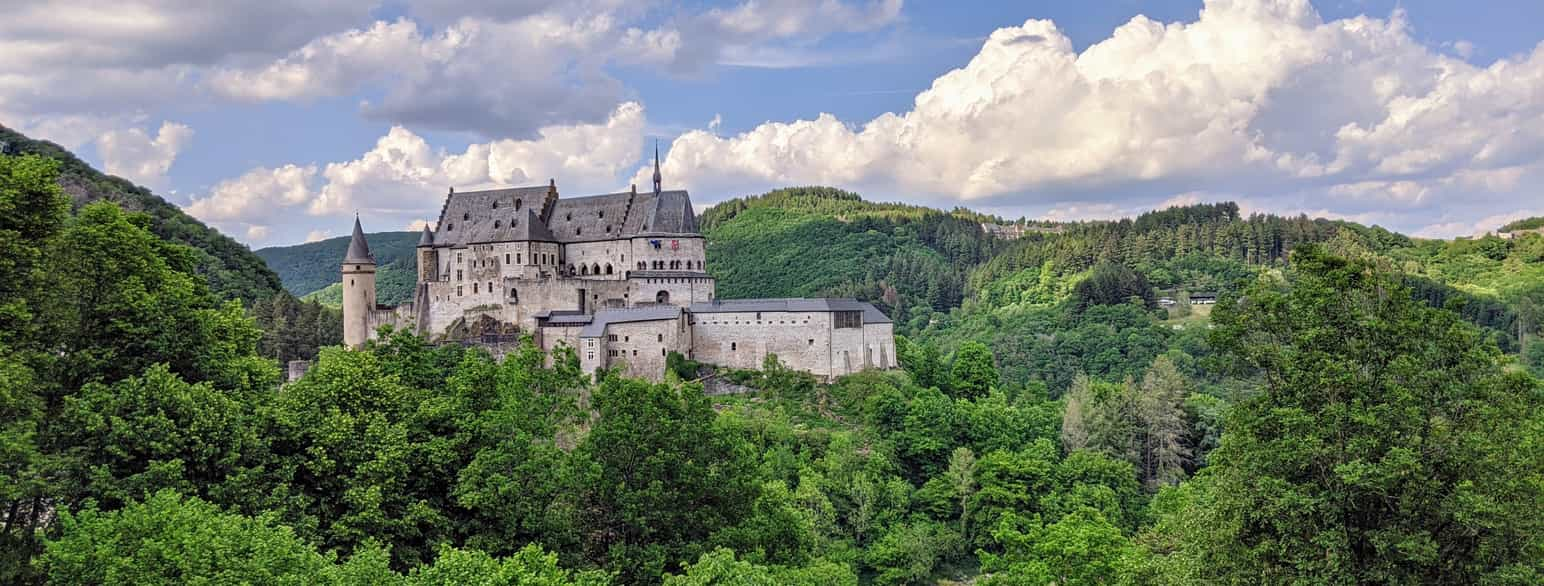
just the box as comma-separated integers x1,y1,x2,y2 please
568,264,576,274
463,212,470,220
492,201,499,209
510,288,518,301
656,290,669,304
605,264,613,275
494,220,501,228
637,261,645,270
581,265,589,275
515,199,522,210
592,263,600,275
576,227,582,235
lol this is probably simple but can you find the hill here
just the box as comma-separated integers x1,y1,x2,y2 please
699,189,1544,390
0,124,283,302
256,231,421,303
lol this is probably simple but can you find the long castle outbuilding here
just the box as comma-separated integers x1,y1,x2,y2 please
341,155,896,381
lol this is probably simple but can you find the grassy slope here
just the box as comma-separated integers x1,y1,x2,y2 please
0,124,283,302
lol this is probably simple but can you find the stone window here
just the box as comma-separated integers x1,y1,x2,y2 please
566,213,572,221
835,311,862,329
505,253,511,264
517,254,522,264
510,288,518,301
608,335,617,342
808,339,814,346
576,227,582,236
457,286,463,296
731,342,737,351
657,334,663,342
598,210,605,218
624,336,629,342
457,253,463,263
463,212,469,220
447,223,453,231
494,220,501,228
473,283,479,294
492,201,499,209
487,282,493,294
456,269,463,281
515,199,522,210
632,350,638,356
605,264,613,275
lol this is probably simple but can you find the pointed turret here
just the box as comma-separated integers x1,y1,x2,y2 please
342,215,378,349
417,223,434,247
652,141,662,195
343,215,375,264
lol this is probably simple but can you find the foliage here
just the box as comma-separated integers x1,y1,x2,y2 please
1147,245,1544,583
255,230,422,299
0,124,282,302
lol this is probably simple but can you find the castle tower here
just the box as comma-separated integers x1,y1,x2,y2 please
415,223,437,282
342,216,376,349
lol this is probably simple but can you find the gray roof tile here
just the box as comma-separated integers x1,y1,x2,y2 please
579,305,683,337
344,217,374,264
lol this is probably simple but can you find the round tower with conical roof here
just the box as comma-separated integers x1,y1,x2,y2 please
342,215,377,348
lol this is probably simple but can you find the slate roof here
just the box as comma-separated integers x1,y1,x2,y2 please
417,224,434,247
432,184,700,247
344,217,374,264
435,187,556,247
688,298,891,324
578,305,683,337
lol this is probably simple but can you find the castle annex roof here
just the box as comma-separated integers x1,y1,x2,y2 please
417,224,434,247
435,183,702,246
343,216,374,264
578,305,682,337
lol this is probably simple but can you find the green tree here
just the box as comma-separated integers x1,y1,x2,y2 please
665,548,856,586
40,490,331,585
1152,245,1544,583
945,447,978,538
980,508,1140,586
949,341,999,399
576,376,758,581
1136,356,1190,490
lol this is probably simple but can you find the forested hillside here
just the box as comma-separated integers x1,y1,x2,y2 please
4,154,1542,584
257,230,422,303
700,189,1544,393
0,124,283,302
702,187,1006,322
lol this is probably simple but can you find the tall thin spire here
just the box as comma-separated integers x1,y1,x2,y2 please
652,140,662,195
344,214,375,264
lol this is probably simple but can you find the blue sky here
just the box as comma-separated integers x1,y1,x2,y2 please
3,0,1542,245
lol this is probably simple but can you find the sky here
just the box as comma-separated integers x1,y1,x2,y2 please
3,0,1543,246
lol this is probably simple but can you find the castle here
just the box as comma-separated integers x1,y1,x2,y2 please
341,154,897,381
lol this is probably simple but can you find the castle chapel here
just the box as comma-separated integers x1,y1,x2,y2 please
341,155,897,381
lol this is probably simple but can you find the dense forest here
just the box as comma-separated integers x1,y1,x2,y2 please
8,146,1542,584
257,230,423,304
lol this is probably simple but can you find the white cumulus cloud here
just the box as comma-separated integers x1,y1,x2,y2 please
96,121,194,189
639,0,1544,234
